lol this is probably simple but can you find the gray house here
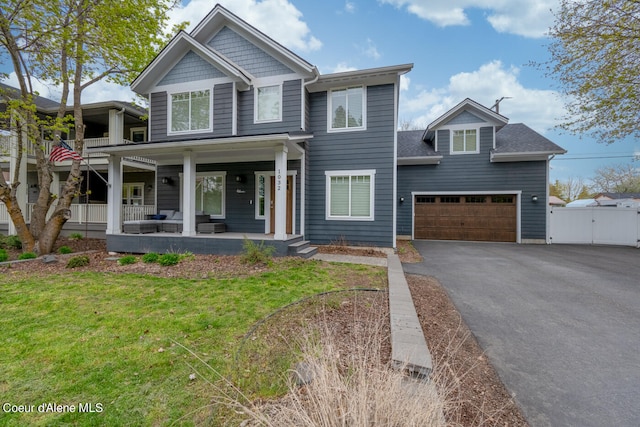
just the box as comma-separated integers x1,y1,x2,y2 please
89,4,411,255
397,98,566,243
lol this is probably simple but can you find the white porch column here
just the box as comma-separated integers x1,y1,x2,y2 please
182,151,196,236
274,145,288,240
108,109,125,145
8,129,27,235
106,155,122,234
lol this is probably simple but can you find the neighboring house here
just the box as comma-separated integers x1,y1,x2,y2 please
0,82,153,237
594,192,640,203
549,196,567,207
396,99,566,243
89,4,412,255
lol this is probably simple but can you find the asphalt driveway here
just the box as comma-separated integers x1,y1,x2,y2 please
403,241,640,427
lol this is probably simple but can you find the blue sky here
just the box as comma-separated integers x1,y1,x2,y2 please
2,0,638,185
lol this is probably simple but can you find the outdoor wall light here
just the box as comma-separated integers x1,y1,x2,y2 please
235,174,246,183
531,194,539,202
147,184,153,191
399,196,405,203
161,177,172,185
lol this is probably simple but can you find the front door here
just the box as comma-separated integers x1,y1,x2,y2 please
270,175,293,234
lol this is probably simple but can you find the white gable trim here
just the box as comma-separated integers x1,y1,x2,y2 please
190,4,316,77
132,31,253,95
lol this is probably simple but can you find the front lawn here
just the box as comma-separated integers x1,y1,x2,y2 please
0,259,386,426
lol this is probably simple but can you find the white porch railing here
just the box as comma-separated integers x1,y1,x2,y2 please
1,203,156,225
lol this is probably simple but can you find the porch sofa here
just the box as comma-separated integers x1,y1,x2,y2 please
122,210,209,234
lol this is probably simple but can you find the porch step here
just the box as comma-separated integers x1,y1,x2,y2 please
288,240,318,259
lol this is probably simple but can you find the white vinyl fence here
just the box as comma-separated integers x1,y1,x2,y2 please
549,207,640,247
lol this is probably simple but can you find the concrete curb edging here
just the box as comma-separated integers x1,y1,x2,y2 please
387,254,432,377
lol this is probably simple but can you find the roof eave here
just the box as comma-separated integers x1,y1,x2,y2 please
427,98,509,131
397,156,442,165
490,150,566,162
306,64,413,93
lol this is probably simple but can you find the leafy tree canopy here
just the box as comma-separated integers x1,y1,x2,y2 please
546,0,640,144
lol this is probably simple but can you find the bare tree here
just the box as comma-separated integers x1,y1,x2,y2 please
591,163,640,193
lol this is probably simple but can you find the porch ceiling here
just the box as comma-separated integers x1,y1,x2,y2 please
86,133,310,165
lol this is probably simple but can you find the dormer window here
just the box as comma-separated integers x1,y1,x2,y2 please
255,84,282,123
451,128,478,154
169,89,212,134
329,86,365,131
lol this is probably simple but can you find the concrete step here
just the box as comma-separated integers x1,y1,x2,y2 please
288,240,318,258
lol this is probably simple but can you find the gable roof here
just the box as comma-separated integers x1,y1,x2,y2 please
191,4,316,76
131,4,318,95
491,123,566,162
131,31,254,94
424,98,508,140
0,82,60,110
595,192,640,200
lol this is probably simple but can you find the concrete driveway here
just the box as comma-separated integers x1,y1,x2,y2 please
403,241,640,427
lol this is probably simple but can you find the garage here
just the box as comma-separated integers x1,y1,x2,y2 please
414,194,517,242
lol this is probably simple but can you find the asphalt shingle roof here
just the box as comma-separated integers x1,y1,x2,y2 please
0,82,60,110
494,123,565,154
397,130,438,158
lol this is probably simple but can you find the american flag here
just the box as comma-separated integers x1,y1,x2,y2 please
49,141,83,162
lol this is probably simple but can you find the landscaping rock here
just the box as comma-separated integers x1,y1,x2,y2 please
42,255,58,264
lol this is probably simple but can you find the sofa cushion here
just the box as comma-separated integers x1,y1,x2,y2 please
171,211,183,220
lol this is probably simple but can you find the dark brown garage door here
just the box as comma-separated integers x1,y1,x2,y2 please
414,195,517,242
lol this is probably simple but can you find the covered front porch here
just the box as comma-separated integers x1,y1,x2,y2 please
87,133,312,255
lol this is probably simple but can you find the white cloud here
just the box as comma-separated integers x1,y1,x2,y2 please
329,63,358,73
171,0,322,52
363,38,381,60
4,73,138,105
345,1,356,13
400,75,410,92
380,0,556,38
400,60,565,133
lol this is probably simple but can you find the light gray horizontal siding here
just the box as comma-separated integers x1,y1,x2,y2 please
444,110,485,126
237,79,302,135
396,127,548,239
157,51,225,86
307,84,396,247
208,26,293,77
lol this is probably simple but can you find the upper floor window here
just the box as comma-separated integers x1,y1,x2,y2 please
255,85,282,123
169,89,211,134
451,128,478,154
329,86,365,131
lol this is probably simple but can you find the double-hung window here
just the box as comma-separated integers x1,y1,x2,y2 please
170,89,211,133
451,128,478,154
195,173,225,218
329,86,365,131
325,170,375,220
255,85,282,122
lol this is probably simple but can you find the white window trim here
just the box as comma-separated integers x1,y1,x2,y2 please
167,88,213,136
179,171,227,219
327,86,367,133
325,169,375,221
254,83,283,124
447,124,480,155
122,182,145,206
129,127,147,142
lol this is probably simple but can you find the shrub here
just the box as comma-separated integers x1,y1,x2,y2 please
118,255,137,266
58,246,73,254
69,233,84,240
158,253,180,266
240,238,275,265
18,252,37,260
0,249,8,262
4,235,22,250
66,255,90,269
142,252,160,263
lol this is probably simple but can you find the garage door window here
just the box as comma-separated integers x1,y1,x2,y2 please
325,170,375,220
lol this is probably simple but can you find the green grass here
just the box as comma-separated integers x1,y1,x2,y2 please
0,259,386,426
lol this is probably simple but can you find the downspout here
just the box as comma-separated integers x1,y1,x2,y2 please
299,68,320,239
546,154,556,244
